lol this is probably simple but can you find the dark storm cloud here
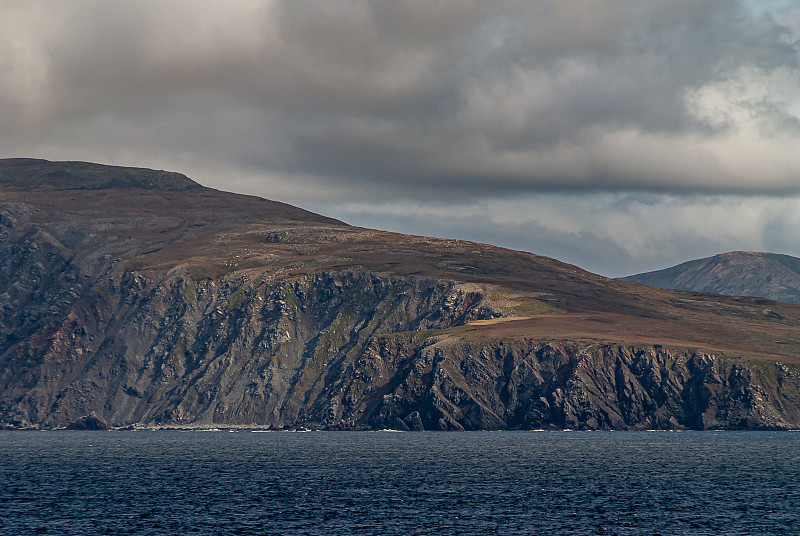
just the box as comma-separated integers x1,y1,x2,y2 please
2,1,799,198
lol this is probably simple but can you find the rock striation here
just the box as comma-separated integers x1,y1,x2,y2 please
3,159,800,430
365,338,800,431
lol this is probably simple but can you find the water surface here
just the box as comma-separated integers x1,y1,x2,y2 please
2,430,798,535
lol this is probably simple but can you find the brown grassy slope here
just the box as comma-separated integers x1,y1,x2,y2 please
2,174,799,364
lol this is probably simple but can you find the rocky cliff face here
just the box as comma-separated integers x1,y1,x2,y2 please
3,160,800,430
364,338,800,431
0,200,502,429
3,255,799,431
0,232,477,427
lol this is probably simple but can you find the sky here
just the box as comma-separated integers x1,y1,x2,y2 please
2,1,800,277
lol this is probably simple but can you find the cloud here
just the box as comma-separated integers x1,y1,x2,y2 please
321,193,800,277
2,1,799,195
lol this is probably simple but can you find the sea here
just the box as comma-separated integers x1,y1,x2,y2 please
2,430,799,535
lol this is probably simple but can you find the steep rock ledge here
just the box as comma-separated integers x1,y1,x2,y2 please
363,338,800,431
3,256,799,430
0,264,501,429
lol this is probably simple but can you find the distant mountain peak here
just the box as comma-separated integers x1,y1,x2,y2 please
620,251,800,304
0,158,203,191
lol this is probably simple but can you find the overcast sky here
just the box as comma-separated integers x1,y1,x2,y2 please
2,1,800,276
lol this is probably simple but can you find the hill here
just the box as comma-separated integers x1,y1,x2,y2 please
0,158,203,191
620,251,800,304
2,159,800,431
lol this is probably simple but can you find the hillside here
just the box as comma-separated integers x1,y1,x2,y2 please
0,158,203,191
620,251,800,305
2,160,800,431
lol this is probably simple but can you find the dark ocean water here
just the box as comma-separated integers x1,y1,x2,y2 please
1,430,799,536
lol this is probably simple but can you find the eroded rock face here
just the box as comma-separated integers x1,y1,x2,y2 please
2,242,799,430
3,160,800,431
0,251,502,429
364,339,800,431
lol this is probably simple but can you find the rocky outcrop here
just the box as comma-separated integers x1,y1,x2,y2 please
363,338,800,431
2,250,799,430
3,159,800,431
0,256,503,429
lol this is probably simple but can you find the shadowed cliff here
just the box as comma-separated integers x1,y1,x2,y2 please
2,159,800,430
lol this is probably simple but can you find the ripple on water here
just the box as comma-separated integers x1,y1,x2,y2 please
1,431,799,535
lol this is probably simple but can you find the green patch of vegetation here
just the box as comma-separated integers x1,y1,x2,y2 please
122,259,148,272
591,348,605,368
349,378,368,401
468,339,488,353
345,318,382,361
464,336,513,353
315,312,354,359
284,285,299,309
228,288,245,312
741,358,800,395
184,280,196,304
660,346,696,361
95,284,112,302
511,298,566,316
744,357,771,375
378,329,443,345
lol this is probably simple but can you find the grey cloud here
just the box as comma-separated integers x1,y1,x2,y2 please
321,193,800,277
3,1,799,198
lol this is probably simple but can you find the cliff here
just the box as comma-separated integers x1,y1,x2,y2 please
3,159,800,430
